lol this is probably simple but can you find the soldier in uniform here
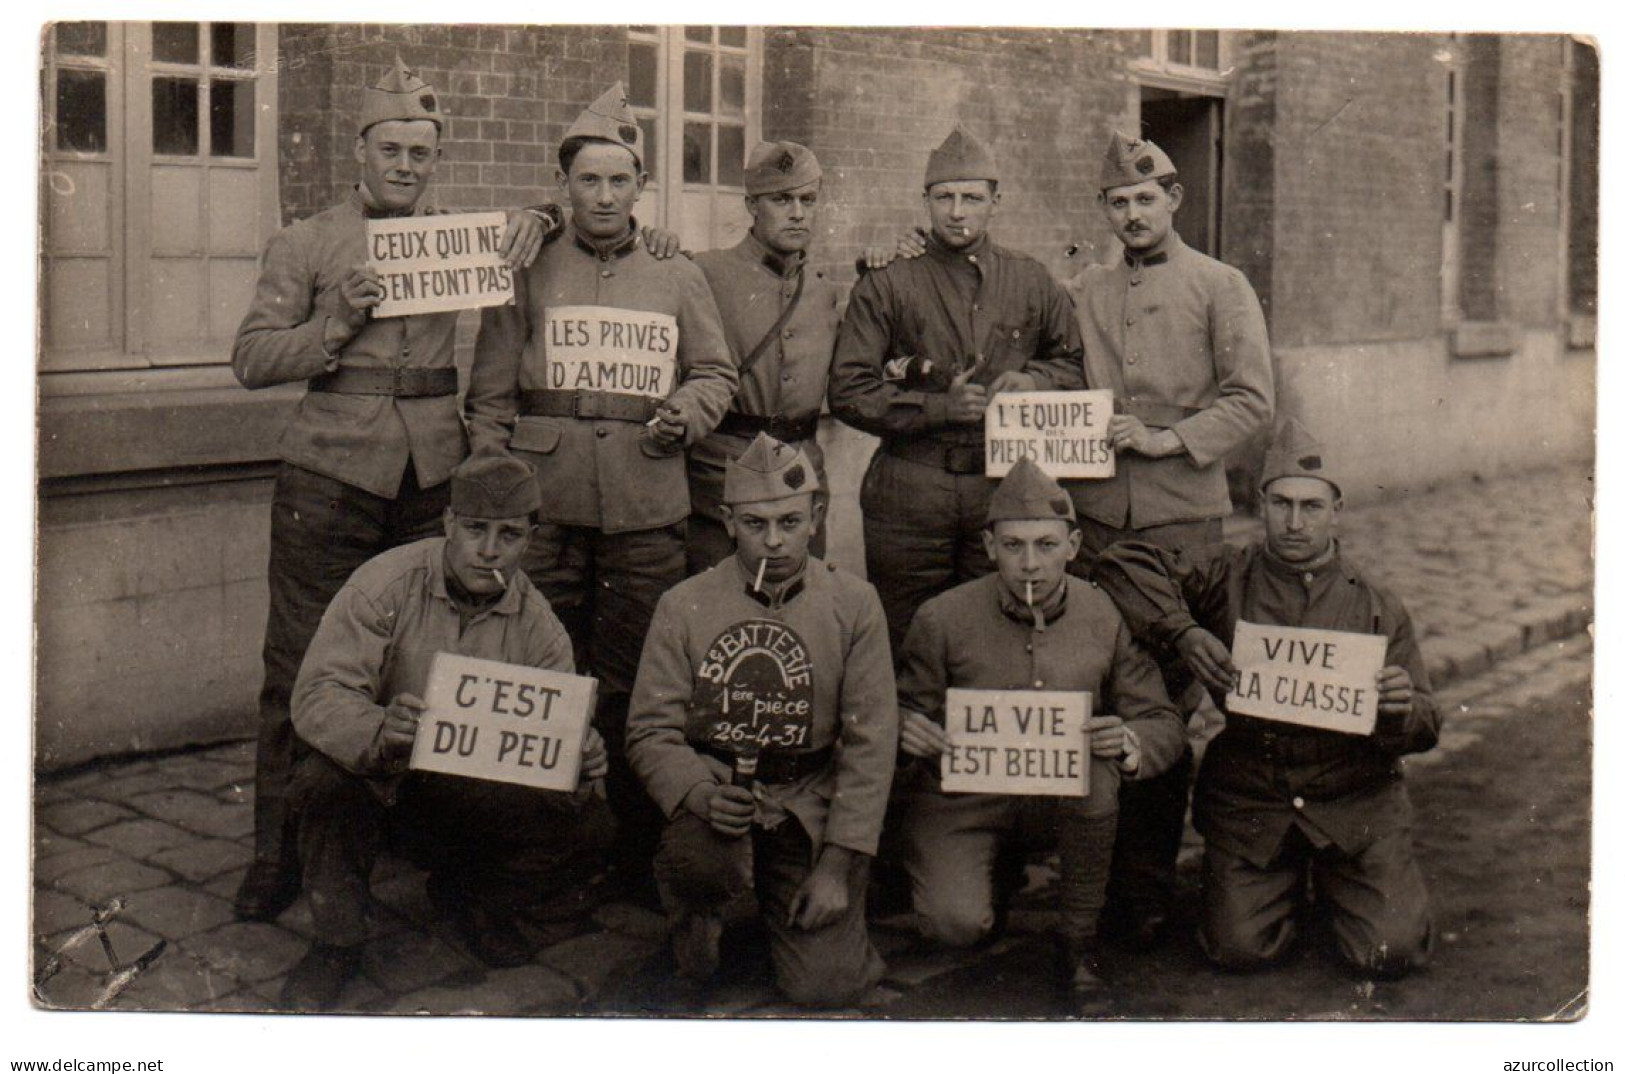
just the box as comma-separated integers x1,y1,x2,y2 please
230,57,559,922
466,84,738,893
687,142,839,574
1094,420,1437,977
278,456,614,1010
1069,132,1276,947
829,125,1086,657
627,434,898,1007
893,458,1185,1009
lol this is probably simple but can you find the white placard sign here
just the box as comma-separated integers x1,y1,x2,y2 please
940,688,1091,797
367,212,515,317
409,652,596,791
985,390,1116,479
543,305,679,399
1226,620,1389,735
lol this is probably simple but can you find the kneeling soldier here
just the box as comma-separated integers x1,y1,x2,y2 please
1093,420,1438,978
894,458,1185,1009
279,457,613,1010
627,434,898,1007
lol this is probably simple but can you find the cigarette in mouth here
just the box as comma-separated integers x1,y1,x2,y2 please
492,568,506,588
1025,580,1034,607
753,557,767,592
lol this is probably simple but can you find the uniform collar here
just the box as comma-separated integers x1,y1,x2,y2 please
428,539,527,617
925,231,993,264
732,554,808,609
996,574,1069,629
1122,230,1184,270
571,216,642,259
1258,539,1355,585
744,230,805,279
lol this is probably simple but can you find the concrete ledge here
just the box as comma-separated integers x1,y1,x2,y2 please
1449,320,1519,359
1427,595,1591,688
1566,314,1597,350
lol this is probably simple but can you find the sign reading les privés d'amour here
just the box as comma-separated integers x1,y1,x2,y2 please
368,212,513,317
543,306,678,400
1226,620,1388,735
985,390,1115,479
940,689,1091,797
409,652,596,792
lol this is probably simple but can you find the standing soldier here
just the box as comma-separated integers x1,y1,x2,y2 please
229,57,556,922
627,434,898,1007
1093,421,1437,978
1069,131,1275,947
829,125,1086,656
687,142,839,574
893,458,1184,1010
465,84,738,894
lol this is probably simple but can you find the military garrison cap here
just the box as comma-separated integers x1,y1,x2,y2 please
1099,130,1177,192
450,456,542,519
987,458,1077,525
561,83,643,169
358,55,446,137
1261,418,1341,497
745,141,822,196
925,125,999,188
725,433,821,506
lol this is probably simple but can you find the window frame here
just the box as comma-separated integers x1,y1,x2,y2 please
1128,30,1233,96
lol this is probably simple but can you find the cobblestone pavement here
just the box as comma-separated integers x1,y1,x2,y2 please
29,463,1595,1018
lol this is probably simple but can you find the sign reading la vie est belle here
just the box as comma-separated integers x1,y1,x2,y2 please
368,212,514,318
940,688,1091,797
1225,620,1388,735
985,390,1115,479
409,652,596,792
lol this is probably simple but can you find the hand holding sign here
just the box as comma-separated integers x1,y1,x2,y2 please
987,369,1037,396
334,266,385,326
380,692,427,762
899,709,950,760
1085,714,1129,759
1376,665,1414,722
1176,627,1240,695
1107,414,1182,459
581,726,609,782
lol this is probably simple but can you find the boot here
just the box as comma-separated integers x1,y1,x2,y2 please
1057,808,1119,1013
234,859,301,923
670,906,724,985
278,942,361,1011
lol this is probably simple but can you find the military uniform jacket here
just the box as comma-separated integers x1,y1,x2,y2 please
829,234,1086,451
626,556,899,856
291,537,575,802
466,224,738,533
1068,233,1274,528
898,574,1187,787
1092,540,1440,868
690,233,840,471
232,189,466,499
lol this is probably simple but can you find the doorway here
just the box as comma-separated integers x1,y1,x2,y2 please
1139,90,1223,258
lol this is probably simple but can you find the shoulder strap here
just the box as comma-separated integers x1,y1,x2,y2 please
735,268,806,380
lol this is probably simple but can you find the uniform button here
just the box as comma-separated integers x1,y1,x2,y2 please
783,329,795,339
973,303,982,312
1127,356,1138,365
595,426,609,438
975,352,985,363
1033,680,1045,688
781,373,793,382
1292,796,1305,810
1130,277,1141,286
967,255,978,264
1025,645,1033,653
1125,316,1136,326
600,269,613,278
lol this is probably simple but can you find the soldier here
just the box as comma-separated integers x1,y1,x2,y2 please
229,57,560,922
686,142,839,574
278,456,614,1010
893,458,1185,1010
1093,420,1438,977
626,434,898,1007
829,125,1087,657
1069,131,1275,947
465,84,738,895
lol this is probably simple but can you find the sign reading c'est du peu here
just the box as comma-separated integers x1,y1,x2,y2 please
368,211,514,318
1226,620,1389,735
409,652,596,792
940,688,1091,797
985,390,1115,479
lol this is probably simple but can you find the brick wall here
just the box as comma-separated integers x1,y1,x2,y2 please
1268,32,1449,349
763,27,1136,293
1568,40,1599,315
1495,35,1566,328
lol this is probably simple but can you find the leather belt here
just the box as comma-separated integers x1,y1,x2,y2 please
698,744,834,784
1119,399,1201,429
520,388,659,423
883,438,986,476
309,367,458,398
716,411,819,443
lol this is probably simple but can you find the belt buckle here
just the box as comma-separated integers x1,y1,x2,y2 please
571,392,595,419
391,368,409,395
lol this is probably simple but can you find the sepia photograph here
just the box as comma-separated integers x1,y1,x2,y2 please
23,10,1601,1060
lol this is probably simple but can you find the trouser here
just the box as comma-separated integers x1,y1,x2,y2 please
254,463,449,867
653,811,884,1007
1200,825,1434,978
860,452,995,659
522,522,686,875
685,452,827,576
899,760,1122,950
289,752,615,948
1073,513,1223,922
